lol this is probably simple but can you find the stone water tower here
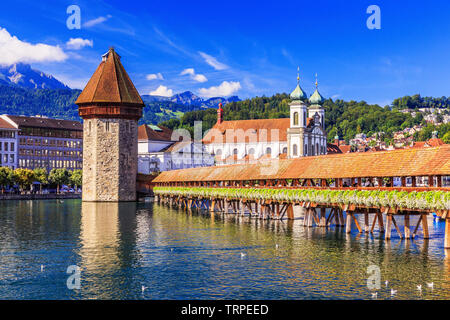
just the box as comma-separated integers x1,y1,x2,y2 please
76,48,144,201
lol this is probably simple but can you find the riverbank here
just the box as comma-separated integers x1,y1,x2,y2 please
0,193,81,200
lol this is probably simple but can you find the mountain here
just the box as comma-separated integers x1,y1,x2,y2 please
0,63,70,90
141,91,240,108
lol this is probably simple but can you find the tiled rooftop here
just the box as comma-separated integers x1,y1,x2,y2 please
153,144,450,182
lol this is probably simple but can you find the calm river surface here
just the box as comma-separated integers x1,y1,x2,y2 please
0,199,449,300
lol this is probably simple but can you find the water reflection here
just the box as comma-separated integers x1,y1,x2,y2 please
0,200,449,299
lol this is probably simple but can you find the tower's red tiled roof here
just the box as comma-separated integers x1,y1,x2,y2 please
153,144,450,182
75,48,144,106
203,118,290,144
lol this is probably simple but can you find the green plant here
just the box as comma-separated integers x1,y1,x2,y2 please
153,187,450,211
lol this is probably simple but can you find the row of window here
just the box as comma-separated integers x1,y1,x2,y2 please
19,138,82,148
18,159,82,169
0,154,15,164
0,142,15,152
216,146,289,156
19,127,82,139
19,149,82,158
0,131,16,138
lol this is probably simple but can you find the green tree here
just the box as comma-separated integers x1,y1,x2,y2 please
442,131,450,144
33,168,48,193
49,168,70,193
13,168,35,193
0,167,13,193
70,169,82,191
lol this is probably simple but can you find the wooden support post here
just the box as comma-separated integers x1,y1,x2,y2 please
385,215,392,240
370,213,378,233
320,208,326,227
404,214,411,239
210,200,215,212
422,214,429,239
391,216,404,239
346,212,352,233
339,209,345,226
445,219,450,249
287,204,294,220
352,214,362,233
364,212,369,233
377,212,385,233
308,208,313,226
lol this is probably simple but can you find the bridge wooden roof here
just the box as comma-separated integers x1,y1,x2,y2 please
153,144,450,182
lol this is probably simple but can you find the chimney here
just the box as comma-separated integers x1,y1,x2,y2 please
334,135,340,146
217,103,224,124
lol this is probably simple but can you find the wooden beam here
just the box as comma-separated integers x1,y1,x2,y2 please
352,214,362,233
385,215,392,240
391,216,404,239
371,213,378,233
422,214,429,239
412,215,423,237
346,212,352,233
404,214,411,238
445,219,450,249
364,212,369,233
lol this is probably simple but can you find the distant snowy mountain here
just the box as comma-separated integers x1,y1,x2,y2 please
141,91,240,108
0,63,70,90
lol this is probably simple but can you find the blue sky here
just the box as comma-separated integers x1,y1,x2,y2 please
1,0,450,105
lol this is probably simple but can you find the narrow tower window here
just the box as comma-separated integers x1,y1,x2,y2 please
293,112,299,126
293,144,297,156
105,121,110,132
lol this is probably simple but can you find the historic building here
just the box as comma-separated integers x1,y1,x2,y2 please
137,124,214,174
203,70,328,164
76,48,144,202
0,117,19,169
0,114,82,170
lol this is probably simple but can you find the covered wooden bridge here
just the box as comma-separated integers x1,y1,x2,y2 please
151,145,450,249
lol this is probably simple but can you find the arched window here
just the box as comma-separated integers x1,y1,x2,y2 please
266,147,272,155
304,144,308,156
216,149,222,155
292,144,297,156
233,148,238,155
303,111,307,126
293,112,299,126
248,148,255,154
316,143,319,155
282,147,287,154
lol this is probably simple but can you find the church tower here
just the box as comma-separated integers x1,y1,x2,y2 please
308,74,325,131
287,67,308,158
76,48,144,201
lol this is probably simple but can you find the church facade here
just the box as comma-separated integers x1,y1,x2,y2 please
203,72,328,165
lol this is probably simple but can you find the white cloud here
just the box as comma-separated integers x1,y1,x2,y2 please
198,52,228,70
146,73,164,80
199,81,241,98
180,68,207,83
0,27,67,66
66,38,93,50
150,85,173,97
83,15,112,28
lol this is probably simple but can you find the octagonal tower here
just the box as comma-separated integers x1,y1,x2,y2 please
76,48,144,201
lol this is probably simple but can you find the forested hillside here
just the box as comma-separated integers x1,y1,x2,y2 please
0,84,200,124
160,94,449,143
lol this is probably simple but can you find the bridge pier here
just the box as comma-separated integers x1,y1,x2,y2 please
445,218,450,249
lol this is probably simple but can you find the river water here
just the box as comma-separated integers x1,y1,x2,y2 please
0,199,448,300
